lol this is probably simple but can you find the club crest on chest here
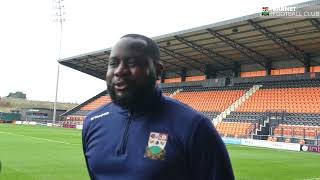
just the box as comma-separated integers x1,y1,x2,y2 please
144,132,168,160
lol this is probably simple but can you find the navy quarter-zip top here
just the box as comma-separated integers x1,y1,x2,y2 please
82,87,234,180
116,111,132,155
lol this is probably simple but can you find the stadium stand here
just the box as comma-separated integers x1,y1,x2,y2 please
60,77,320,143
172,87,247,126
273,124,320,138
161,87,181,97
236,87,320,113
173,89,246,112
273,124,320,145
164,78,181,83
284,112,320,126
201,111,220,120
59,0,320,145
215,121,255,138
60,91,111,126
63,115,85,128
219,78,320,139
80,95,111,111
185,75,206,82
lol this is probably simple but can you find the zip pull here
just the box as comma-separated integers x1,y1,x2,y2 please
117,110,133,155
128,110,133,118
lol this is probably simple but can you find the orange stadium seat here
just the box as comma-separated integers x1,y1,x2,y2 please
81,96,112,111
273,124,320,138
236,87,320,113
173,89,245,112
215,121,254,137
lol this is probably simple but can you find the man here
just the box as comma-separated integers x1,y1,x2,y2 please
82,34,234,180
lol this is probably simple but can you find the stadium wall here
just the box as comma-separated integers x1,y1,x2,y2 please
222,137,302,152
240,139,301,151
19,108,65,122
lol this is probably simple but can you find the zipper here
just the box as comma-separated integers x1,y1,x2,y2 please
117,111,132,155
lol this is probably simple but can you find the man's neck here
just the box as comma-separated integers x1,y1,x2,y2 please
116,87,162,113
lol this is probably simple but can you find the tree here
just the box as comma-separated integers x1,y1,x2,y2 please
7,91,26,99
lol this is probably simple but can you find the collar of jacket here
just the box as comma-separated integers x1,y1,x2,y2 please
112,86,164,116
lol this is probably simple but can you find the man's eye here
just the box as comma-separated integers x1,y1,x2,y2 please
127,61,136,67
126,59,137,66
109,61,119,68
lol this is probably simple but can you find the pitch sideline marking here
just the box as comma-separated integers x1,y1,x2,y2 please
0,131,81,145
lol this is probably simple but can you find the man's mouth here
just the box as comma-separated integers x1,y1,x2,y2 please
114,81,129,91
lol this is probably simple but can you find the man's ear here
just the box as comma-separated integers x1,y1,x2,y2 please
156,62,163,80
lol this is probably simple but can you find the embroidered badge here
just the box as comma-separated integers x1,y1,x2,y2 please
144,132,168,160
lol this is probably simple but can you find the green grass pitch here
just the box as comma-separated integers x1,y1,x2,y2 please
0,124,319,180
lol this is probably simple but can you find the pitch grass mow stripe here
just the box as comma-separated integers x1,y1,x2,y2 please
0,131,81,145
0,124,88,180
0,124,320,180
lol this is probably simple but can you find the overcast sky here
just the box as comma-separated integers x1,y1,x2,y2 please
0,0,307,103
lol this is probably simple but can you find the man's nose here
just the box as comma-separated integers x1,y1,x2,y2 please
114,61,129,76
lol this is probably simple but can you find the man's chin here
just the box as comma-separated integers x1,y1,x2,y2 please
114,91,130,101
114,90,127,97
111,91,133,107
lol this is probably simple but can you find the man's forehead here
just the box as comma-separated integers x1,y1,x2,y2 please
111,37,147,55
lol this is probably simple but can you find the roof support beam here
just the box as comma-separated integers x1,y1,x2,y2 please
88,55,182,75
265,60,272,76
181,68,187,82
82,59,101,69
87,55,106,64
160,46,207,66
160,71,166,83
161,59,184,70
104,51,111,56
173,35,230,67
61,61,105,80
310,19,320,31
206,29,268,68
159,46,205,73
82,58,105,72
160,59,188,76
205,64,217,79
232,62,240,77
247,19,308,64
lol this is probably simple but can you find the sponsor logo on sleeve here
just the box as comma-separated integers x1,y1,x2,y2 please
90,112,110,121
